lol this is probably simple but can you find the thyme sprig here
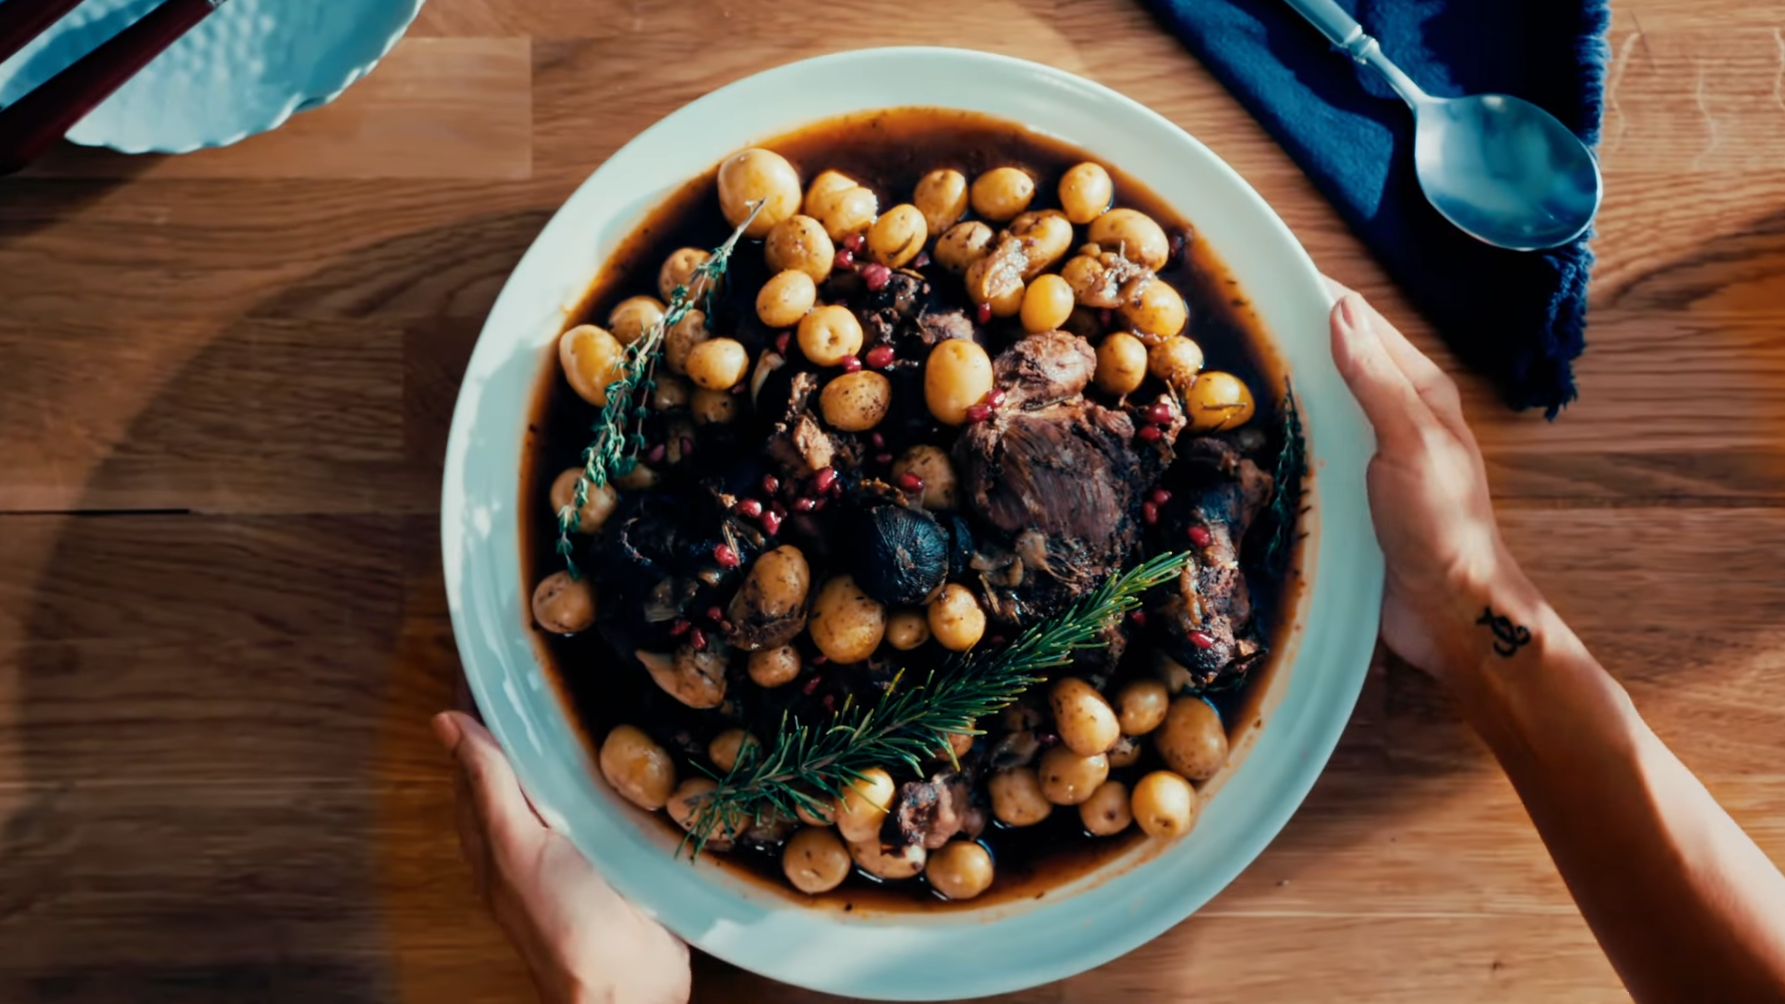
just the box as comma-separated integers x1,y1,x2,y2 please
681,551,1193,858
1260,380,1306,578
555,200,765,577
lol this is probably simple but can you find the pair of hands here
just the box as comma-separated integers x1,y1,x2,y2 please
435,287,1510,1003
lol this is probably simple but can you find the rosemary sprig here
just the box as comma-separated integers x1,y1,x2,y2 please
555,200,766,577
1260,379,1306,578
681,551,1193,858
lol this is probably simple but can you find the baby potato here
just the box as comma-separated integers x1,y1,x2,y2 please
692,387,738,425
707,728,758,774
1089,208,1170,270
783,826,851,894
532,570,595,634
986,277,1025,318
868,204,928,268
727,545,811,650
549,467,619,534
970,166,1036,222
1079,779,1133,837
1038,746,1110,806
652,373,692,411
748,645,801,688
756,269,817,329
926,840,995,901
795,795,836,827
764,214,836,283
559,324,626,407
927,583,986,652
1120,278,1189,341
1050,677,1121,756
923,339,995,426
718,148,802,237
1156,696,1229,780
848,837,927,880
934,220,995,273
663,310,709,376
657,247,711,302
914,168,970,235
614,463,659,492
1116,678,1171,736
835,767,896,844
885,608,932,651
1094,331,1149,396
820,370,892,432
803,169,859,217
1147,335,1205,392
599,724,676,811
1185,371,1257,432
666,778,734,850
796,304,865,367
685,337,750,391
891,444,959,509
964,246,1026,313
1059,162,1114,224
808,574,886,664
988,767,1052,827
1020,274,1076,334
609,295,667,347
1132,770,1198,839
816,185,878,242
1008,210,1074,279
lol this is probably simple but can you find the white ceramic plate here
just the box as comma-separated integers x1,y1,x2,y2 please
442,47,1383,1001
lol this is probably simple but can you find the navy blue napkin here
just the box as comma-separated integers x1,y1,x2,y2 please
1144,0,1610,415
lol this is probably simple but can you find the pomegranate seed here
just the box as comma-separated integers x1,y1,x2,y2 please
705,605,724,623
913,251,931,268
975,301,993,324
1128,610,1148,627
861,263,892,291
792,497,816,513
823,694,837,712
834,248,855,269
774,332,791,355
770,500,787,518
844,233,866,254
1038,732,1059,747
730,381,746,394
812,497,829,511
868,431,885,449
1142,501,1159,525
761,511,783,535
896,472,925,494
874,452,894,465
762,474,781,495
865,344,895,370
681,436,695,457
840,354,863,373
802,675,822,695
1137,424,1163,443
1150,488,1172,506
714,543,740,568
814,467,838,494
737,498,763,518
965,404,993,424
646,443,667,464
986,388,1006,409
812,653,829,665
1188,525,1212,548
1098,309,1114,329
669,619,691,637
690,628,708,651
1189,629,1215,650
1147,402,1174,426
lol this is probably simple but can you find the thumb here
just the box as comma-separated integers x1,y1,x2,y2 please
433,711,543,849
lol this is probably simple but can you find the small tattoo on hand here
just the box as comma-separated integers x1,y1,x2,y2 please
1476,607,1532,658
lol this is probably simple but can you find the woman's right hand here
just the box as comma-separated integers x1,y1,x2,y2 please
1326,285,1537,683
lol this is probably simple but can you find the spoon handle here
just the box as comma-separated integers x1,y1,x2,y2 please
1281,0,1429,105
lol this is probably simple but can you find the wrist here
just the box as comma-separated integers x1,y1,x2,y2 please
1434,547,1550,694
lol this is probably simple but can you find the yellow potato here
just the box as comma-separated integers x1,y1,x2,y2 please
923,339,994,426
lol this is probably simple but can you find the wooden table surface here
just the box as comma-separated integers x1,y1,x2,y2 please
3,1,1782,1001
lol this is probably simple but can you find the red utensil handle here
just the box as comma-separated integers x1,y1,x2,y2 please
0,0,219,175
0,0,89,66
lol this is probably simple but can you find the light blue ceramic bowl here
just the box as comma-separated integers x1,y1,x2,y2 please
0,0,427,154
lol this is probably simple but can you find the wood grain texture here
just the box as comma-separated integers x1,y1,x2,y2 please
1,0,1782,1001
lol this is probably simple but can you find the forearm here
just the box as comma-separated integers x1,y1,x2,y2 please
1446,566,1785,1004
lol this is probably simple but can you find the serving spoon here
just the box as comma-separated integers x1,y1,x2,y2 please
1284,0,1602,251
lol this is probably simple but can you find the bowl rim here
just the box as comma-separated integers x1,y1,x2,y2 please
442,45,1383,1000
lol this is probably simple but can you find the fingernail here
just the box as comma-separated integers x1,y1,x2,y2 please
1337,293,1369,336
431,711,462,753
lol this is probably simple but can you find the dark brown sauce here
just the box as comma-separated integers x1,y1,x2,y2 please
518,108,1302,912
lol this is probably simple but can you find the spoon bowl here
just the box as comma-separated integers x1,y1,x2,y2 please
1413,93,1602,251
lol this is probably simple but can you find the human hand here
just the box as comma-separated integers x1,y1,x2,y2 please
1326,285,1538,683
432,711,691,1004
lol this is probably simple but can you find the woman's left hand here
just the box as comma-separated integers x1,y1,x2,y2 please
433,711,692,1004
